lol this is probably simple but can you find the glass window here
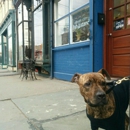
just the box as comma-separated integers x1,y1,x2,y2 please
0,44,2,63
33,0,42,9
114,0,125,7
127,3,130,15
72,6,89,42
24,22,29,46
71,0,89,11
23,5,28,21
54,0,69,20
54,0,89,47
126,17,130,28
34,5,43,61
3,43,7,64
8,37,13,65
18,24,23,60
8,23,12,37
55,17,69,46
114,6,125,20
18,4,22,24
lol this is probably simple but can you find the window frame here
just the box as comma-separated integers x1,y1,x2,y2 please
54,0,90,47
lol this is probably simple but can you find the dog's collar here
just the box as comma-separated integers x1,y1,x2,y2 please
105,81,116,94
106,76,130,94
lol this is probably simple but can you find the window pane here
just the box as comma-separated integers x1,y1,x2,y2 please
55,17,69,46
8,37,13,65
113,19,124,30
54,0,69,20
33,0,42,9
8,23,12,37
72,6,90,42
114,6,125,20
23,5,28,21
71,0,89,11
126,17,130,28
114,0,125,7
18,4,22,24
3,44,7,64
18,24,23,61
34,6,43,61
0,45,2,63
127,4,130,15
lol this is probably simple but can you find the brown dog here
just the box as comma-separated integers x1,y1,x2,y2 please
71,68,129,130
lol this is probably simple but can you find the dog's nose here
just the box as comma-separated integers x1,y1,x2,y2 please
96,91,106,99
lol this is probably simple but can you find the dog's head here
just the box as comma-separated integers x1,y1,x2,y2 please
71,68,111,107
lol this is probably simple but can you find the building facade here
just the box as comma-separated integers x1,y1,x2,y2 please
0,0,16,70
12,0,130,81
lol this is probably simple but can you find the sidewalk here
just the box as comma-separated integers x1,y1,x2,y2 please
0,71,91,130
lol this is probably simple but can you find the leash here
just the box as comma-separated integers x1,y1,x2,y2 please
106,76,130,94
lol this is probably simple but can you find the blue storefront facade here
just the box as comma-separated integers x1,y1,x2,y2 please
12,0,104,81
52,0,104,81
13,0,130,81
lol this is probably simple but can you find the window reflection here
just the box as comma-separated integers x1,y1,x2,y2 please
0,43,2,63
55,17,69,46
71,0,89,11
18,24,23,60
8,23,12,37
23,5,28,20
72,6,90,42
114,6,125,20
8,37,13,65
18,4,22,24
127,4,130,15
33,0,42,9
127,17,130,28
114,0,125,7
3,43,7,64
34,6,43,61
54,0,69,20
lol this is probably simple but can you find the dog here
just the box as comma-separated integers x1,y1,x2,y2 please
71,68,129,130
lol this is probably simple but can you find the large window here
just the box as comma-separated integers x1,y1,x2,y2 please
8,37,13,65
18,23,23,60
34,5,43,61
0,36,2,63
54,0,90,47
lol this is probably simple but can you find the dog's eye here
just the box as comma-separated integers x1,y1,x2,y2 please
84,82,91,87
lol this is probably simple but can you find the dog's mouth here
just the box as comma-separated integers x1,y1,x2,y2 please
84,98,108,107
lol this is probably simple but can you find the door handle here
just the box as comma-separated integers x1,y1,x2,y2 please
107,33,112,36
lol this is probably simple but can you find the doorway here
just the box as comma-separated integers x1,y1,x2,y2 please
105,0,130,77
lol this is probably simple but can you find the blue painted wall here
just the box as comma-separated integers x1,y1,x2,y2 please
52,0,104,81
93,0,104,72
53,43,91,81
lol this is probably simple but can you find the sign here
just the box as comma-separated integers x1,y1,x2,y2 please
114,19,124,30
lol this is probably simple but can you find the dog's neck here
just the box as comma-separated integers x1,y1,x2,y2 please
86,91,115,119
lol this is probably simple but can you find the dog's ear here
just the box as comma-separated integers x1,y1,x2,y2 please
98,68,111,80
71,73,81,83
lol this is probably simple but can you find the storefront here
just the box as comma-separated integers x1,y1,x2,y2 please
13,0,51,76
53,0,104,80
0,10,16,70
13,0,130,81
13,0,104,80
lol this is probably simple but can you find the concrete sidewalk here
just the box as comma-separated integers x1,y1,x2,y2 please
0,72,92,130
